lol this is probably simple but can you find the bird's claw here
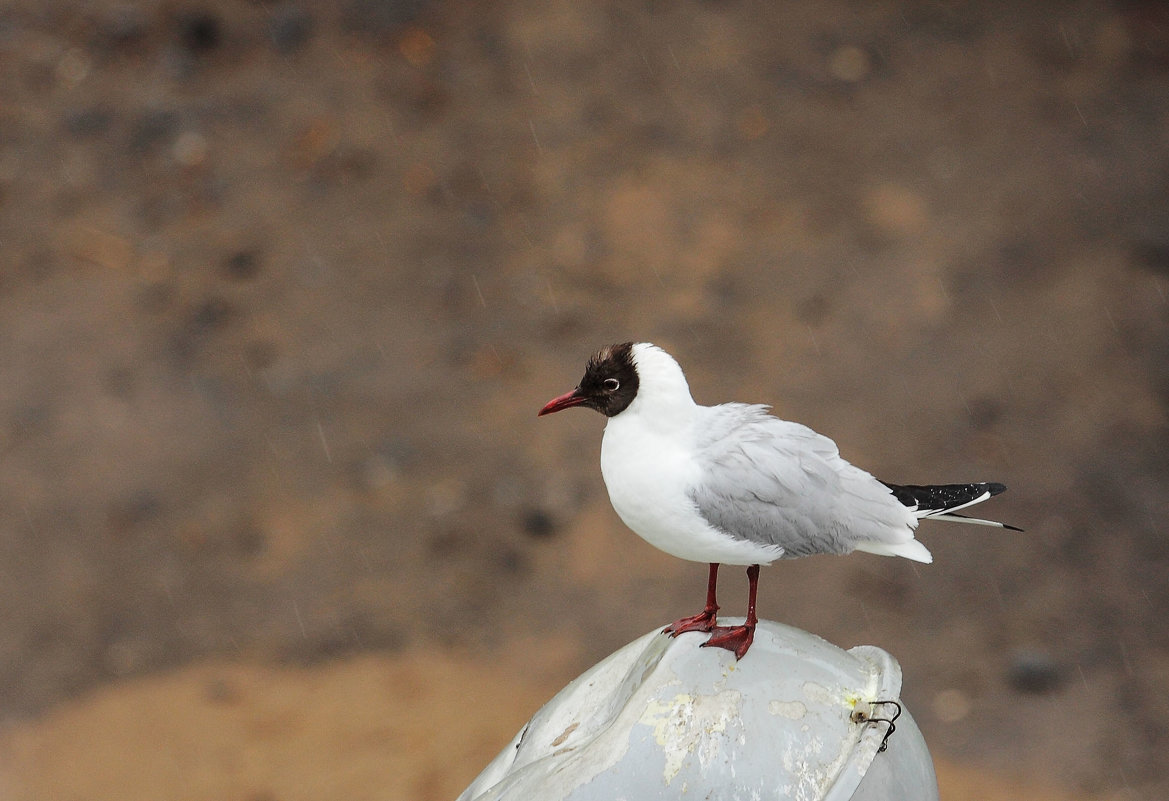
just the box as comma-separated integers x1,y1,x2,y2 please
701,623,755,660
662,608,719,636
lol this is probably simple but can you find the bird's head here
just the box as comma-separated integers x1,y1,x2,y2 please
538,342,641,418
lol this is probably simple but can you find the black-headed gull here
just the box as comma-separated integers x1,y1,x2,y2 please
539,342,1018,659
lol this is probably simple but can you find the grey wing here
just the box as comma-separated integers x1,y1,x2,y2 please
688,404,918,558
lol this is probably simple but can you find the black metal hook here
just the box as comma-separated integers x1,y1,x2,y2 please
851,699,902,753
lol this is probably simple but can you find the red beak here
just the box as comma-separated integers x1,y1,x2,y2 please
538,389,587,416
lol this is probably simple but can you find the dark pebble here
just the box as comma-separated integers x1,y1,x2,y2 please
967,395,1002,430
134,281,176,314
244,340,278,370
268,4,314,54
128,108,180,154
233,522,266,557
64,106,114,138
9,403,54,442
204,677,240,704
106,491,163,535
99,6,148,49
102,365,136,399
796,293,830,326
497,545,528,574
1132,240,1169,276
177,10,222,54
191,295,235,333
341,0,427,36
520,508,558,539
224,249,262,280
1007,648,1062,694
170,296,234,364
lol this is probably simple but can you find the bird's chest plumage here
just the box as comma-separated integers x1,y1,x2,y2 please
598,413,782,565
601,417,698,520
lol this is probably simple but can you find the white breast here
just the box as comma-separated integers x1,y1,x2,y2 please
599,411,785,566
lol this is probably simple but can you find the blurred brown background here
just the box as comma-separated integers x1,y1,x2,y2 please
1,1,1167,799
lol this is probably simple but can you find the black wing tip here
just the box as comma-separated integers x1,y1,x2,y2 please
983,481,1021,531
881,480,1011,512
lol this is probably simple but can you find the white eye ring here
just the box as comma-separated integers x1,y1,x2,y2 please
603,378,620,391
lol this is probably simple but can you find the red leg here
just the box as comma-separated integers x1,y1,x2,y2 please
663,563,720,636
702,564,760,660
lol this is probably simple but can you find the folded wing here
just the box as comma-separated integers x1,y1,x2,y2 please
687,404,930,562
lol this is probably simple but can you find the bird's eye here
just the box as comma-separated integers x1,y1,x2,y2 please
603,378,620,391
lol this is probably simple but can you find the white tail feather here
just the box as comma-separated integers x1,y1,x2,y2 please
929,513,1012,528
854,538,933,564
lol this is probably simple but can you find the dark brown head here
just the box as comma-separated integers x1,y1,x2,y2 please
538,342,640,418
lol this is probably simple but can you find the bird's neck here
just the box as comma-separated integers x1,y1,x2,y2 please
619,343,701,432
616,382,699,435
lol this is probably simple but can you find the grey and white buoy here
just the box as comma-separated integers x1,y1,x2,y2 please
457,620,938,801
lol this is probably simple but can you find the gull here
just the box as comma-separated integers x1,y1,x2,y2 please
538,342,1019,659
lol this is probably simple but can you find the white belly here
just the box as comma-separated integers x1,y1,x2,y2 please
599,416,784,566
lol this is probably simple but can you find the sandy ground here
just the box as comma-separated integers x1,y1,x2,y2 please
2,0,1168,798
0,648,1089,801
